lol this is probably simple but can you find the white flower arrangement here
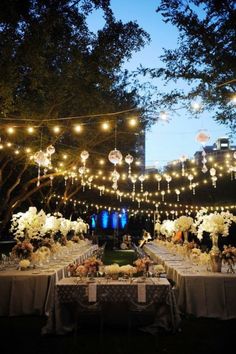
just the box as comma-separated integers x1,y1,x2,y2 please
41,214,61,235
119,265,137,275
104,263,120,274
174,216,194,232
195,209,236,240
10,207,47,241
160,220,175,237
71,218,89,235
59,218,72,237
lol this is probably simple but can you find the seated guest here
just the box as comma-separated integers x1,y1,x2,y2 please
122,234,132,249
139,229,152,248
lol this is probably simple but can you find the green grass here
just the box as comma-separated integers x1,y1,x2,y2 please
103,249,137,266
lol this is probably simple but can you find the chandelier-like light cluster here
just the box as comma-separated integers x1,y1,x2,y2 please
34,145,55,186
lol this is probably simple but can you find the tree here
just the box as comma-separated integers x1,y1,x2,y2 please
149,0,236,131
0,0,151,236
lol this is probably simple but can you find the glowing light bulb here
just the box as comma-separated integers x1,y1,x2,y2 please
7,127,15,134
74,125,82,133
53,126,60,133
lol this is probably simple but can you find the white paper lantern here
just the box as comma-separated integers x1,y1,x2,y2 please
80,150,89,162
108,149,123,165
195,130,210,144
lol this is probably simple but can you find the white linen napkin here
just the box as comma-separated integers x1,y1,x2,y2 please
88,283,97,302
137,283,146,303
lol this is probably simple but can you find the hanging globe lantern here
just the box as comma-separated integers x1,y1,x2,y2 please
139,174,145,192
108,149,123,165
46,145,55,156
80,150,89,162
125,154,133,165
165,175,172,190
195,130,210,144
34,150,49,167
34,150,50,187
125,154,133,177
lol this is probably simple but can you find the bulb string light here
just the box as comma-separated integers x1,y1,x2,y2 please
1,139,235,206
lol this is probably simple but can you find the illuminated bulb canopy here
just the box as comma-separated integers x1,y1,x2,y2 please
195,130,210,144
108,149,123,165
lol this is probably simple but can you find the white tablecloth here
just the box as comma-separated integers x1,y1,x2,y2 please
144,242,236,319
0,244,98,317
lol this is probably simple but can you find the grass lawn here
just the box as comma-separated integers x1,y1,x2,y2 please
102,249,137,266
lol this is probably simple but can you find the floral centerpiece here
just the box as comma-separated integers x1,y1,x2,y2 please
11,240,34,259
134,256,152,272
160,220,175,239
195,209,236,272
10,207,47,242
222,245,236,273
195,209,236,243
119,265,137,277
83,256,103,274
174,216,194,243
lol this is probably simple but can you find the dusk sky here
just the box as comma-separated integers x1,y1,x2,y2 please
89,0,233,168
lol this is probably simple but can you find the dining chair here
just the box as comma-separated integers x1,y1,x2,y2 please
73,290,108,344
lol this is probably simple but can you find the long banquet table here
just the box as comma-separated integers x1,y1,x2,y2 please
0,244,98,321
52,276,181,335
144,241,236,320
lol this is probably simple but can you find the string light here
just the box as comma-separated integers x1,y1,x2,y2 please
27,126,35,134
52,126,60,134
7,127,15,134
102,122,110,130
74,124,82,133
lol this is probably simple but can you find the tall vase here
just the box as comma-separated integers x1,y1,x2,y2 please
183,231,189,244
210,233,222,272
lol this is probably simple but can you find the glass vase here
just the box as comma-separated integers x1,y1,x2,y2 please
183,231,189,244
210,233,222,272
